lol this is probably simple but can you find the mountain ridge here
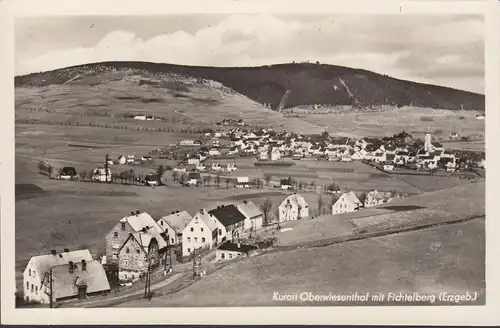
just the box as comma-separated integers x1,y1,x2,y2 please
15,61,485,112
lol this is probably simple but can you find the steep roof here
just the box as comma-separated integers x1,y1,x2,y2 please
218,242,257,253
281,194,309,208
236,200,263,220
367,190,385,201
120,212,163,235
46,260,110,300
193,210,218,232
28,249,93,277
339,191,362,206
209,204,247,227
121,231,167,251
158,211,193,234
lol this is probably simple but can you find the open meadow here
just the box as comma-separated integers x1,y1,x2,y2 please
289,106,484,145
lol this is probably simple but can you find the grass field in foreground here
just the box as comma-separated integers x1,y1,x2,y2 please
119,217,485,307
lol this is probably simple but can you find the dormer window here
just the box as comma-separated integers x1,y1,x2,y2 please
121,222,126,230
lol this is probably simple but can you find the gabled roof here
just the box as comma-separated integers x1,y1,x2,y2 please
192,210,218,232
236,200,263,219
120,212,163,235
120,231,167,251
281,194,309,208
209,204,247,227
367,190,385,201
158,211,193,234
28,249,93,277
337,191,362,206
218,242,258,253
44,260,110,300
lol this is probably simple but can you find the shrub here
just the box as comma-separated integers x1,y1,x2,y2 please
420,116,434,122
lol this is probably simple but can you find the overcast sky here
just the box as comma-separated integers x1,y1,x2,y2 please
15,14,484,93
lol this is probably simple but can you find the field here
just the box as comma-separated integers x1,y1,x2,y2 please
119,216,485,307
292,106,485,142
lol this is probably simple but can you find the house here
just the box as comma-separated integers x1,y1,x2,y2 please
186,172,202,186
209,204,247,243
364,190,386,208
58,167,77,180
270,148,281,161
449,132,460,140
134,115,147,120
40,259,110,302
23,249,93,304
236,177,250,189
117,232,162,281
92,167,111,182
259,151,269,161
279,194,309,222
181,209,218,257
105,211,166,264
179,140,192,146
126,155,135,164
216,242,258,261
331,192,363,215
117,155,126,165
157,211,193,246
383,164,394,171
236,200,264,232
187,154,200,165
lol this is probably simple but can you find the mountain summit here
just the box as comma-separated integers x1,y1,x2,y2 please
15,61,484,112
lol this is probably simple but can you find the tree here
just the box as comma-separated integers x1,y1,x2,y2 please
79,170,87,182
87,170,94,182
215,174,221,188
327,182,340,192
206,175,212,187
358,191,368,204
104,154,111,183
156,165,166,185
260,198,273,225
225,178,230,189
265,174,272,186
318,195,324,216
47,165,53,179
203,175,210,187
180,173,188,184
172,170,179,183
310,180,316,190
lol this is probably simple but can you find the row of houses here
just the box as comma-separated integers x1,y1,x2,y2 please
331,190,396,215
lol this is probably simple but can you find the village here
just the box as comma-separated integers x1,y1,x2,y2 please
20,119,486,307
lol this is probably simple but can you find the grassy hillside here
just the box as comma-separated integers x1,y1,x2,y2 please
118,182,485,307
15,61,484,111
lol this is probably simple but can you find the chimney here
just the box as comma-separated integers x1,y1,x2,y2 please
136,210,140,215
237,242,241,248
130,211,135,216
243,200,248,204
51,250,57,256
81,260,87,271
200,209,204,214
69,261,74,273
171,211,174,214
64,248,69,253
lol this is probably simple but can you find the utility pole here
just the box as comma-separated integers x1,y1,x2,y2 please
105,153,110,183
144,249,152,299
164,236,172,274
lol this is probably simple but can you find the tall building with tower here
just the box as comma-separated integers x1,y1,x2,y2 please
424,132,434,153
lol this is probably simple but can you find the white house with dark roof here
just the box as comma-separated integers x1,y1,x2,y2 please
40,259,110,302
216,242,258,261
209,204,247,243
332,192,363,215
23,249,93,304
157,211,193,246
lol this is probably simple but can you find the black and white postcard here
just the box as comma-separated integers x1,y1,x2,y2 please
1,0,499,325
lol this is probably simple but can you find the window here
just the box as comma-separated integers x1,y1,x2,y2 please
126,247,130,254
121,222,126,230
35,286,38,294
229,253,233,259
194,237,198,242
187,237,191,242
187,248,191,253
26,282,29,290
202,237,206,243
112,242,120,249
113,252,118,259
201,227,203,232
29,269,31,276
113,232,118,237
190,227,194,232
221,253,225,259
171,238,175,244
123,260,128,266
219,229,222,235
31,284,34,292
160,221,163,226
137,249,140,254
